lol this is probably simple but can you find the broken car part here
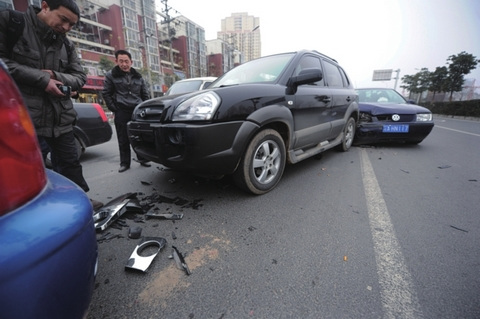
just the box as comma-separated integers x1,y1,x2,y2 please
93,193,141,231
172,246,191,275
128,226,142,239
145,210,184,220
125,237,167,272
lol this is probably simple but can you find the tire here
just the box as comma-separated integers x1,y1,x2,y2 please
74,136,84,159
337,117,356,152
233,129,286,195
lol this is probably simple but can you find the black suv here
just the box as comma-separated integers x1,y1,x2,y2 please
128,50,358,194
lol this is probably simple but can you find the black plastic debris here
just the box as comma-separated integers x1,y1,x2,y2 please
125,237,167,272
172,246,191,275
128,226,142,239
438,165,452,169
146,210,184,220
450,225,468,233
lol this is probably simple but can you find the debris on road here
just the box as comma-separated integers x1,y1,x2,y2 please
172,246,191,275
125,237,167,272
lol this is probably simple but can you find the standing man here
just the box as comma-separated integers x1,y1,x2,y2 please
0,0,103,210
102,50,151,172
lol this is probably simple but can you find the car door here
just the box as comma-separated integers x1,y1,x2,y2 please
322,60,355,140
289,55,333,150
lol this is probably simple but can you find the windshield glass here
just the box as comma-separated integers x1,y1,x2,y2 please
356,89,407,104
211,53,294,87
167,80,203,95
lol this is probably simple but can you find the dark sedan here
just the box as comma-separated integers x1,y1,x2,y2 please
354,88,434,145
43,102,112,166
73,102,113,157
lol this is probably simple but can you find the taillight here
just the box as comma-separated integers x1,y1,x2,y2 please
0,67,47,216
92,103,108,122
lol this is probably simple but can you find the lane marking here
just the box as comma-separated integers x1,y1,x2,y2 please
360,148,423,318
435,125,480,137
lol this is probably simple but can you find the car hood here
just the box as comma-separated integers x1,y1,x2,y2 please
359,102,431,115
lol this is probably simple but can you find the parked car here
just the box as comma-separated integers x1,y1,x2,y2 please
43,102,112,167
73,102,112,157
165,76,217,96
354,88,434,145
128,50,358,194
0,59,98,319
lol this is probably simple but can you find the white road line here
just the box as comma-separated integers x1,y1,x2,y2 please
435,125,480,137
360,149,423,319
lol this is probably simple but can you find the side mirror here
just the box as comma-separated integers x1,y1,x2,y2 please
286,68,323,95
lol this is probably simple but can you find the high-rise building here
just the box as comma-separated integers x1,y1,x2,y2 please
218,12,261,63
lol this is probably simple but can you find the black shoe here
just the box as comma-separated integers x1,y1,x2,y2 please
134,158,151,167
90,198,104,211
139,161,151,167
118,165,130,173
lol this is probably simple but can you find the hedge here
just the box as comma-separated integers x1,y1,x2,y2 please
420,99,480,118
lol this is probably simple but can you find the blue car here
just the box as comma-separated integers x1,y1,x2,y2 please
355,88,434,145
0,59,98,318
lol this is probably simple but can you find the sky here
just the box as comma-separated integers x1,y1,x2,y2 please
162,0,480,89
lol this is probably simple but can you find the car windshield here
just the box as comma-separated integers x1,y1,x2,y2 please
211,53,294,87
167,80,203,95
356,89,407,104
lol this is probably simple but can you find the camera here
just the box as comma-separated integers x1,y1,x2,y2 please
57,85,71,96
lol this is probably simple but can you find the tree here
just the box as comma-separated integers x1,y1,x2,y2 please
400,68,431,102
98,56,115,74
444,51,479,101
428,66,448,101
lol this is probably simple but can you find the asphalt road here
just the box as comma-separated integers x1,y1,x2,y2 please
84,115,480,319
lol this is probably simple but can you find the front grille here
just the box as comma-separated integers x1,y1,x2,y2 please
133,105,164,122
376,114,415,122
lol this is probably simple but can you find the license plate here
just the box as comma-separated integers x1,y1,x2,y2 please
382,124,409,133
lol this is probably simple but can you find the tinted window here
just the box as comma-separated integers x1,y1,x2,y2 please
323,61,344,88
293,56,324,86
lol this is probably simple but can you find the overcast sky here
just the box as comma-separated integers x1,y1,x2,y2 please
163,0,480,89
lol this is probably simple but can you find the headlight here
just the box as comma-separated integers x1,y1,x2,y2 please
172,92,220,121
416,113,432,122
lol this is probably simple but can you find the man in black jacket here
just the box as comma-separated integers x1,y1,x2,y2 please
0,0,103,210
102,50,151,172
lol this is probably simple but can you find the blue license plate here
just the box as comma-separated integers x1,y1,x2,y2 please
382,124,409,133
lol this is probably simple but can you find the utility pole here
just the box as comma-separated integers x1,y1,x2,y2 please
161,0,176,77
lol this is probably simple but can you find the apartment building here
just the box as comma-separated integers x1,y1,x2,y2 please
1,0,209,100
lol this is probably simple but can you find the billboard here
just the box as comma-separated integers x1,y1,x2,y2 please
372,69,393,81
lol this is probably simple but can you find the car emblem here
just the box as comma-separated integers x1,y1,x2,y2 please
392,114,400,122
140,110,147,118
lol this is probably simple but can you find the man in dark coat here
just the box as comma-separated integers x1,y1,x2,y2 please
102,49,151,172
0,0,103,209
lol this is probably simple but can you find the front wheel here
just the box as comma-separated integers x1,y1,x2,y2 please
337,117,356,152
233,129,286,195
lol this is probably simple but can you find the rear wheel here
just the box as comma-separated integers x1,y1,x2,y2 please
233,129,286,195
338,117,356,151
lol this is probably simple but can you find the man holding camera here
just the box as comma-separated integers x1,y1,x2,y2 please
0,0,103,209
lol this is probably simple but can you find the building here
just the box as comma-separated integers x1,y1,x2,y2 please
172,15,208,79
218,12,261,64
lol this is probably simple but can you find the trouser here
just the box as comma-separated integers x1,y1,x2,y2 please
114,109,134,167
42,131,90,192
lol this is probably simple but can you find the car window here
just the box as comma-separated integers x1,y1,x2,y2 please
167,80,202,95
212,53,294,87
323,60,344,88
357,89,406,103
293,56,325,86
